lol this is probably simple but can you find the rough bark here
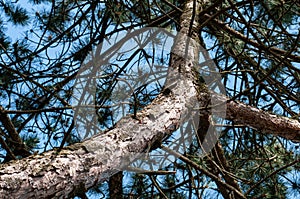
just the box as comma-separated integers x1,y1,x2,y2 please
0,77,198,198
212,93,300,142
0,0,299,198
0,0,203,197
195,91,300,142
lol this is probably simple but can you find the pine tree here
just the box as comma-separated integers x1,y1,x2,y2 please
0,0,299,198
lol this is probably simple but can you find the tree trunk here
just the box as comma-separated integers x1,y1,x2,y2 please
0,0,202,196
0,0,300,198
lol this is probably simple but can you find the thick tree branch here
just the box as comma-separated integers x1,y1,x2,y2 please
212,93,300,142
0,1,299,198
0,81,197,197
0,0,205,197
226,100,300,142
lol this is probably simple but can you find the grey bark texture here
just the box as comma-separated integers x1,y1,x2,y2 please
0,0,299,198
0,1,202,197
